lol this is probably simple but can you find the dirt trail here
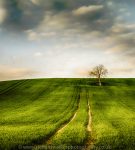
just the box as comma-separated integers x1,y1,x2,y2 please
46,100,80,145
87,100,92,132
57,96,80,134
57,111,77,134
84,96,94,150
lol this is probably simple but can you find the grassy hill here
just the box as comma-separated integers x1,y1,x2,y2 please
0,78,135,150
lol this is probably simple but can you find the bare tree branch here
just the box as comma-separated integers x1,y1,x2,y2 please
89,65,108,86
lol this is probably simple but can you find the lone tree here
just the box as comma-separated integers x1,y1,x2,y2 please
89,65,108,86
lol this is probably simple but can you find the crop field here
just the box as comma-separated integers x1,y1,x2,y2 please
0,78,135,150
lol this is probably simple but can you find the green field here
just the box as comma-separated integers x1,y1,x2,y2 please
0,78,135,150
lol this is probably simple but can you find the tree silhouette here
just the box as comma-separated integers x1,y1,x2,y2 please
89,65,108,86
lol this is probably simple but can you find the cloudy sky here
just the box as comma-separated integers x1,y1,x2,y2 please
0,0,135,80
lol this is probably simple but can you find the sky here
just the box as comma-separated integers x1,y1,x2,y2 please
0,0,135,80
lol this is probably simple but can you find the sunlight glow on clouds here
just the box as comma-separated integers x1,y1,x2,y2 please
0,1,7,24
30,0,40,6
0,65,39,81
34,52,43,57
72,5,104,16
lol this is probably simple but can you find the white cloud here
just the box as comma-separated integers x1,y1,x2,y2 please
30,0,40,5
0,7,7,24
26,29,57,41
40,32,56,37
119,8,127,12
34,52,43,57
26,30,39,41
107,1,113,6
72,5,103,16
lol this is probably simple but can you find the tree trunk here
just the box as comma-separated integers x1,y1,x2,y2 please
98,77,102,86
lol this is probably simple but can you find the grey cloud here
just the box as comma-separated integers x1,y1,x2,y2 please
1,0,45,31
0,0,114,32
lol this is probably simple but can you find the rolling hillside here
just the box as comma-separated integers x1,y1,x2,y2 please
0,79,135,150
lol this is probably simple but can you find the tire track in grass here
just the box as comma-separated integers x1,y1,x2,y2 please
86,88,92,132
56,85,81,134
0,80,27,95
47,87,88,148
85,88,94,150
45,87,81,145
87,100,92,132
33,86,81,149
53,97,80,134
